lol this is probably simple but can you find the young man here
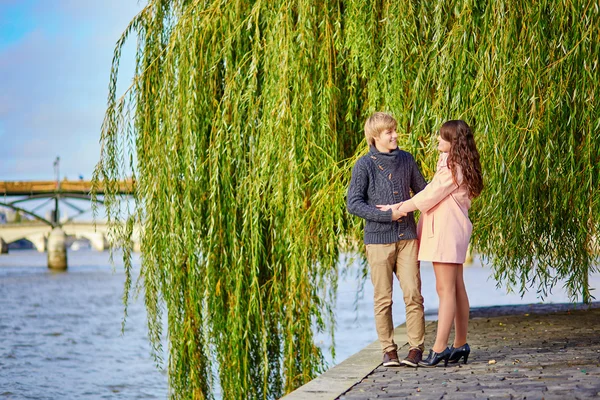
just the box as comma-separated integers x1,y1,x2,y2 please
347,112,427,367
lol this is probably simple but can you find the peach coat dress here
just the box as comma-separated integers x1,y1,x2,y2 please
411,153,472,264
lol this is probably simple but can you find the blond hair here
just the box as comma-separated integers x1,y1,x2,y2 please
364,112,397,146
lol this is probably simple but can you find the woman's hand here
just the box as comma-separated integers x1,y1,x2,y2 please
377,203,407,220
376,202,403,211
376,204,393,211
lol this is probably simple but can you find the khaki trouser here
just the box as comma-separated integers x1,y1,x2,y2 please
366,240,425,354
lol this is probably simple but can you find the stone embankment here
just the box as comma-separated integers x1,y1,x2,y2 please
283,302,600,400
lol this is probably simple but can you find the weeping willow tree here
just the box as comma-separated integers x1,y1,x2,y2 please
93,0,599,398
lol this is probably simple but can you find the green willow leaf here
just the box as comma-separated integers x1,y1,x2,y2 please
93,1,600,398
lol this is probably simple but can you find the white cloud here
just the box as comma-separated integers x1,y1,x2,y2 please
0,0,141,181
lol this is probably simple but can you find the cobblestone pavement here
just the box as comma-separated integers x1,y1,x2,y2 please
338,303,600,399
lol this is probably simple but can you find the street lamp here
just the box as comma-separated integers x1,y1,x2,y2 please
53,156,60,189
53,156,60,223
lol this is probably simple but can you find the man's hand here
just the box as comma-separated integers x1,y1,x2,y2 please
391,208,407,221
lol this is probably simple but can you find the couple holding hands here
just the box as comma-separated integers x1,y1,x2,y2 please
347,112,483,368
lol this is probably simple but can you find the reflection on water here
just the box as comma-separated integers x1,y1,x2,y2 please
1,250,598,398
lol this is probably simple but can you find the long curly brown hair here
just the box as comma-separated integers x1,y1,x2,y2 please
440,120,483,198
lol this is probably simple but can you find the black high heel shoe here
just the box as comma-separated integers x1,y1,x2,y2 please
418,348,451,367
448,343,470,364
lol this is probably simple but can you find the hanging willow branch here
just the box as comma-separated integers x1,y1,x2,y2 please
93,0,600,398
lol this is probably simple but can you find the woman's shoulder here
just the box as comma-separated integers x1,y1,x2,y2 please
437,153,464,183
437,152,449,168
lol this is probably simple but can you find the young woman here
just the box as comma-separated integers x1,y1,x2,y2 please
378,120,483,367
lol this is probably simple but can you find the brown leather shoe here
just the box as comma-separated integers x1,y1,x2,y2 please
400,348,423,367
382,350,401,367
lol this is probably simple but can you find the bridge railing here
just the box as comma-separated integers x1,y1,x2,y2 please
0,179,134,196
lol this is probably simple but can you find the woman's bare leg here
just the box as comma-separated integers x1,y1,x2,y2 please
453,264,469,347
432,262,459,353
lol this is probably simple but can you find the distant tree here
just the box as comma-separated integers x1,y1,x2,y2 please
94,1,600,398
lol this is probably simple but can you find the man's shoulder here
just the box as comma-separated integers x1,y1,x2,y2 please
397,149,417,163
353,154,375,169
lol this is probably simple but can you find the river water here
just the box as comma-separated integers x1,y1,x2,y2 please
1,249,598,399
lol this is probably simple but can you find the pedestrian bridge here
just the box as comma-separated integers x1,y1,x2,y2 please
0,221,141,252
0,179,138,262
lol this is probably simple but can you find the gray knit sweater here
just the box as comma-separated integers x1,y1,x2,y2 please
347,146,427,244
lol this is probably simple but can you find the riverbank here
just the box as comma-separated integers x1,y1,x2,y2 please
283,302,600,399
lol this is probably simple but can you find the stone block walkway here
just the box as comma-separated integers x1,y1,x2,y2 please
338,303,600,400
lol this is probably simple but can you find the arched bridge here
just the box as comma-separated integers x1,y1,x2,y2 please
0,221,140,252
0,179,136,267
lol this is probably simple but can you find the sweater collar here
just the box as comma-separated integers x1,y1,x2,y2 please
369,145,400,164
368,146,401,173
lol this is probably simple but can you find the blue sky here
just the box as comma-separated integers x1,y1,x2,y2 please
0,0,142,180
